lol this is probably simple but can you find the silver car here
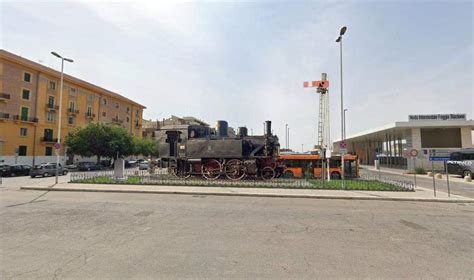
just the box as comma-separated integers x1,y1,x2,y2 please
30,163,68,178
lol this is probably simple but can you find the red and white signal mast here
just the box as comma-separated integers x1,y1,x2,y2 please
304,73,331,181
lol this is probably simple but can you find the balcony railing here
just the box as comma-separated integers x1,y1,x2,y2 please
0,112,10,120
112,118,124,124
68,108,79,115
13,115,38,123
86,113,96,119
45,103,59,110
40,137,58,143
0,92,10,101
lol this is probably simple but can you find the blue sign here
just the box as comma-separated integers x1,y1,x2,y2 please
430,157,450,161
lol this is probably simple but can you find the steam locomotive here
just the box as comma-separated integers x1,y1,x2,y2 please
158,120,283,180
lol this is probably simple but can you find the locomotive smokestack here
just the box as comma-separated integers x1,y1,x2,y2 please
216,120,228,137
265,120,272,136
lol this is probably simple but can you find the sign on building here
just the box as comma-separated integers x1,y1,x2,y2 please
408,114,466,121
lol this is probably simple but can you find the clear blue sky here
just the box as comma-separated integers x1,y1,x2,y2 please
1,0,472,151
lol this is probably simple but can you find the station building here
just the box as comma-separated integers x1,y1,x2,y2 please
0,49,146,166
333,114,474,171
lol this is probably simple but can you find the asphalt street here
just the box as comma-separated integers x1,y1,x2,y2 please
361,168,474,198
1,180,473,279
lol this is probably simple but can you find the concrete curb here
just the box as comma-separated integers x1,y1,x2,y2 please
20,186,474,203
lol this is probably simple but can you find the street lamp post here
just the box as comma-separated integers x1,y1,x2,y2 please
344,108,348,140
51,51,73,184
285,124,288,149
336,26,347,188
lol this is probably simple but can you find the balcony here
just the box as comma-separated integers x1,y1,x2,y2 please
45,103,59,110
0,112,10,121
0,92,10,102
40,137,58,143
13,115,38,123
86,113,96,119
67,108,79,115
112,117,124,125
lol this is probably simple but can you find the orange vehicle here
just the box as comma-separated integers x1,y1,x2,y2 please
279,154,359,179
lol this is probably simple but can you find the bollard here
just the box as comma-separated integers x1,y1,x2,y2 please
427,172,433,177
435,173,443,179
465,176,472,182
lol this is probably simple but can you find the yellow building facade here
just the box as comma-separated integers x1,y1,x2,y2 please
0,49,146,166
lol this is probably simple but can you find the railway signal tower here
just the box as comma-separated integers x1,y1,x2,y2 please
304,73,331,181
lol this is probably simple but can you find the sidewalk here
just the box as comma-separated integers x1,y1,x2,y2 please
20,182,474,203
360,165,471,184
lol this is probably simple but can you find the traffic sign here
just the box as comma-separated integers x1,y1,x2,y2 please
429,149,450,161
430,157,450,161
409,149,418,157
339,141,347,154
339,140,347,150
54,143,61,150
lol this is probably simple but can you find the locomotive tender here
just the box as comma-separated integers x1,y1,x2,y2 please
158,120,282,180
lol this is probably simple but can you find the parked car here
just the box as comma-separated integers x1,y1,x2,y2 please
77,162,102,171
30,163,68,178
448,149,474,179
2,164,32,177
65,164,78,170
139,161,149,170
0,164,11,177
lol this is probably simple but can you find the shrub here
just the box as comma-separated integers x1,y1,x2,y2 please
415,167,426,174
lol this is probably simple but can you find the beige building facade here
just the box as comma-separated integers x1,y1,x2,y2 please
0,49,146,165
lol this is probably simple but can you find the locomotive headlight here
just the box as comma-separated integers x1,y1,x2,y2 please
180,145,185,150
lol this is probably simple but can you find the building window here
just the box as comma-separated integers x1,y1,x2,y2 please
87,95,94,102
22,89,30,100
102,112,106,117
102,99,107,105
48,96,55,106
68,116,75,125
49,81,56,90
44,129,53,141
127,107,130,113
20,107,29,121
45,147,53,156
46,111,55,122
20,127,28,137
115,103,119,109
23,72,31,82
126,116,129,123
87,106,92,116
68,101,76,112
18,146,27,156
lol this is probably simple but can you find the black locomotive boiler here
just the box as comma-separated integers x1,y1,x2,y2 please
158,120,283,180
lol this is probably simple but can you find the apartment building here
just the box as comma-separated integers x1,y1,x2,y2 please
0,49,146,165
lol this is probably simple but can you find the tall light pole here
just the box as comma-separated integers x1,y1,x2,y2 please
343,108,348,140
285,124,288,149
51,51,73,184
336,26,347,187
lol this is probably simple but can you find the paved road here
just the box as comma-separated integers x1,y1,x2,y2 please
1,184,473,279
361,168,474,198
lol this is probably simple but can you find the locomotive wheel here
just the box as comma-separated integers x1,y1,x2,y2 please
224,159,246,180
261,166,276,180
172,162,192,179
201,159,222,180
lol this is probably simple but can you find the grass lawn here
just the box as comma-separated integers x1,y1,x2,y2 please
309,179,408,191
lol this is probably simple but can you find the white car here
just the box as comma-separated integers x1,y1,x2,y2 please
139,161,149,170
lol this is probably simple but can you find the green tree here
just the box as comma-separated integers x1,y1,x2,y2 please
65,123,136,163
133,138,159,157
